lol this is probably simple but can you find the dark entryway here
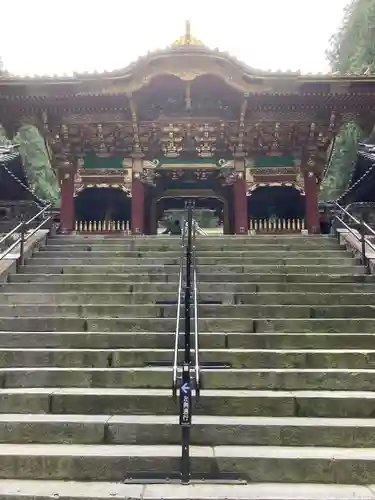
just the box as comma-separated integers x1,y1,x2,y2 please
156,196,225,233
248,186,305,220
75,187,131,225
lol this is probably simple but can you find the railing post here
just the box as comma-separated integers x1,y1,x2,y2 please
179,199,194,484
19,219,26,267
184,203,192,364
360,220,370,273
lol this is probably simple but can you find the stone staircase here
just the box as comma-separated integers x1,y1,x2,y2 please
1,234,375,498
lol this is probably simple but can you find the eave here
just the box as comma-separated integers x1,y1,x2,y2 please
3,72,375,87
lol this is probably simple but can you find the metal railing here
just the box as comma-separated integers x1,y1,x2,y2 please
126,202,243,485
172,215,187,396
170,199,202,484
0,204,56,266
192,222,200,396
333,201,375,273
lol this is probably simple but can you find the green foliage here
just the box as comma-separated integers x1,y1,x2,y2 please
320,123,364,200
0,123,60,205
327,0,375,73
14,125,60,205
0,125,11,146
322,0,375,200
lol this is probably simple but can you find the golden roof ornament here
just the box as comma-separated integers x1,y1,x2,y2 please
171,20,205,47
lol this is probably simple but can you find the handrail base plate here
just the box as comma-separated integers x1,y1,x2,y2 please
124,471,247,485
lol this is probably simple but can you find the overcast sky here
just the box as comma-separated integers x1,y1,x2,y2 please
0,0,349,76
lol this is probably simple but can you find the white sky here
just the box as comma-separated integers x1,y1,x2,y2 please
1,0,349,76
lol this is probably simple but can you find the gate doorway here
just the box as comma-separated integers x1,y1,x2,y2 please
74,187,131,232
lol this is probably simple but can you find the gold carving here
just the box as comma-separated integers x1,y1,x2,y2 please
195,123,216,158
171,20,205,47
161,124,183,158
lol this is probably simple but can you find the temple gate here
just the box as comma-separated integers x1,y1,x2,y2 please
1,21,375,234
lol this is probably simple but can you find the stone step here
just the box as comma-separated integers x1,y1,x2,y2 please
0,303,375,319
3,367,375,391
40,248,348,257
0,331,373,350
0,443,372,483
45,243,344,252
0,348,373,369
3,232,374,489
2,291,375,306
30,257,355,266
50,234,336,240
46,238,340,246
0,388,374,418
10,273,375,284
49,234,338,243
20,264,362,275
46,242,342,251
0,317,374,332
0,414,374,448
0,481,373,500
4,281,375,294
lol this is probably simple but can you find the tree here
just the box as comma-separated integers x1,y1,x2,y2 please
0,124,60,205
321,0,374,201
320,123,363,200
327,0,375,74
14,125,60,204
0,125,11,146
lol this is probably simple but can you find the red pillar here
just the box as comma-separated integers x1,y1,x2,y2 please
233,176,248,234
58,164,75,234
131,176,145,235
304,170,320,234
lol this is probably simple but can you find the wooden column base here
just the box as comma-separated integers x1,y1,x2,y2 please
304,171,320,234
131,177,145,235
233,177,248,235
58,165,75,234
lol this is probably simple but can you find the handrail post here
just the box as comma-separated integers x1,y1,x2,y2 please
19,219,26,267
179,199,194,484
360,220,370,273
184,201,193,365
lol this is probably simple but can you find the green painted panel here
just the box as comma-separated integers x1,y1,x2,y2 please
83,157,124,169
164,182,213,189
158,158,232,167
253,156,295,167
161,158,216,165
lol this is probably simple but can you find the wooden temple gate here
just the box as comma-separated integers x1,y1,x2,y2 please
1,22,375,235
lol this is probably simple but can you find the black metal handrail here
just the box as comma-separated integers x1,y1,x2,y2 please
333,201,375,273
0,204,56,266
172,211,188,397
126,204,244,485
170,200,202,484
191,215,200,397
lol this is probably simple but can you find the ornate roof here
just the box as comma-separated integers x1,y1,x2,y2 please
2,21,375,91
